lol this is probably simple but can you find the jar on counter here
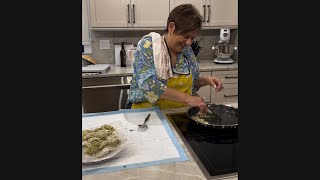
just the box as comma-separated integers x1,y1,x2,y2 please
127,47,137,66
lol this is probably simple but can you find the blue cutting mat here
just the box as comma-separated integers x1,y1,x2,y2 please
82,107,189,176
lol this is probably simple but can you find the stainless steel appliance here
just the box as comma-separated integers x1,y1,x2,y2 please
82,76,132,113
166,104,238,180
212,29,237,64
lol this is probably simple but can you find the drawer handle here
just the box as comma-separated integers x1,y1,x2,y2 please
225,76,238,79
224,94,238,97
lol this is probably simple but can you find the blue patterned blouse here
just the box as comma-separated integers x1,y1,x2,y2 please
127,35,200,105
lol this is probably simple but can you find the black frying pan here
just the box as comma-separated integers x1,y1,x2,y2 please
187,103,238,129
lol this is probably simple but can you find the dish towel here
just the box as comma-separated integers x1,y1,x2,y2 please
142,32,173,81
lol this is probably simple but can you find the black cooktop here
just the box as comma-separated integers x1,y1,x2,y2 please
167,113,238,179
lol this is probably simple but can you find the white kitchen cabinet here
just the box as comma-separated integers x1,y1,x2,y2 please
197,70,238,104
197,71,212,103
89,0,128,28
170,0,237,27
89,0,169,28
82,0,92,54
170,0,204,14
132,0,169,28
82,0,90,45
205,0,238,27
211,70,238,104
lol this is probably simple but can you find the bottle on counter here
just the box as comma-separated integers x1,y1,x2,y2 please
120,42,126,67
127,44,137,67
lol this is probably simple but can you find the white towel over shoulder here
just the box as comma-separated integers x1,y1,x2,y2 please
140,32,173,81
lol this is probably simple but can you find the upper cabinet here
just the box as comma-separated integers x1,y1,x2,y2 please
89,0,169,29
170,0,238,28
170,0,203,12
82,0,90,45
132,0,169,28
88,0,237,30
205,0,238,27
170,0,204,17
89,0,128,28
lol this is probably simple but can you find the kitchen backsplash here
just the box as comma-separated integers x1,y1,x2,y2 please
89,29,238,64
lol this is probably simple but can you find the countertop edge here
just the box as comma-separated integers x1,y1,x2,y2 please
82,60,238,79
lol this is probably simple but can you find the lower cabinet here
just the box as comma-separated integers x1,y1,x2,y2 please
82,76,132,113
196,71,212,103
211,83,238,104
198,70,238,104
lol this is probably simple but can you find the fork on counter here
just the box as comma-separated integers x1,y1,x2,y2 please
138,114,151,131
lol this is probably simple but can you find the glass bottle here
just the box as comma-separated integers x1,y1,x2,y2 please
120,42,126,67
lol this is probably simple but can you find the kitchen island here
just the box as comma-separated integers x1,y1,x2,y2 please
82,103,238,180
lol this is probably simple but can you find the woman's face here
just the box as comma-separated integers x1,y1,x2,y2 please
168,22,199,53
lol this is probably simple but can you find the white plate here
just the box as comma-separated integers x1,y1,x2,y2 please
82,127,130,165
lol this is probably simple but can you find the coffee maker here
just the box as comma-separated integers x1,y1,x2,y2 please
212,29,237,64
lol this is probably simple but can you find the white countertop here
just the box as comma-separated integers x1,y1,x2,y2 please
82,60,238,78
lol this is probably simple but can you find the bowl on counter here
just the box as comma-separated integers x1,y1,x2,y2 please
212,43,237,58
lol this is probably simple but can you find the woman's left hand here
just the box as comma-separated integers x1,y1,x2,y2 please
206,76,224,92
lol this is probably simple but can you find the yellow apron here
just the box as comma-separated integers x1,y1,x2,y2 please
131,73,193,109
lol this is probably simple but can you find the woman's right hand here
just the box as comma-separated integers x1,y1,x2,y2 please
186,96,207,113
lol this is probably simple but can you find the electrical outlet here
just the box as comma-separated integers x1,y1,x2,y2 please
83,44,92,54
100,40,110,49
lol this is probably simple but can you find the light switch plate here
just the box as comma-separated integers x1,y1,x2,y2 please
100,40,110,49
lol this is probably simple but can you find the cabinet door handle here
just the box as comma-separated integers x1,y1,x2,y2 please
225,76,238,79
207,5,210,22
127,4,130,23
132,4,135,23
119,89,124,110
202,5,206,22
224,94,238,97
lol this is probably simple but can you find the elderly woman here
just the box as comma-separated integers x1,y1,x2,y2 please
127,4,223,113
